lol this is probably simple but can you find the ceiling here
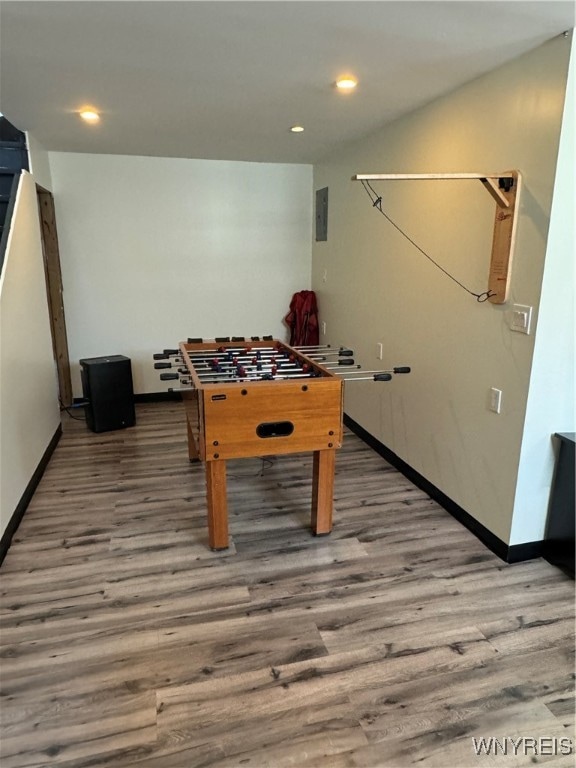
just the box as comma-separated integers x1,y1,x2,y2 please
0,1,573,164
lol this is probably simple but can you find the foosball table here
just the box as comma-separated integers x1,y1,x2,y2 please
154,336,409,550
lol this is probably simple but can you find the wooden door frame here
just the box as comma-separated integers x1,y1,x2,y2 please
37,185,73,407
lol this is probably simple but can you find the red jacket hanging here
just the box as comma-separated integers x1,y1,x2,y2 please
284,290,319,346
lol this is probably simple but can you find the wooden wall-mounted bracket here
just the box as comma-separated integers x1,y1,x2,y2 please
352,171,522,304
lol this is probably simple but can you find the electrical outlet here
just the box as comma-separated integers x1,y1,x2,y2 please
489,387,502,414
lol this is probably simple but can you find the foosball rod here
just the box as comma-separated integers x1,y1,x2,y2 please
155,359,321,374
161,371,318,383
183,347,275,357
192,366,321,378
208,373,316,381
156,359,358,378
190,358,314,370
178,350,303,363
181,365,409,378
187,357,357,372
156,347,282,359
182,348,354,362
342,373,393,382
159,368,403,383
332,367,411,375
184,352,314,363
304,349,353,358
153,352,182,360
161,371,397,384
293,344,338,350
192,368,311,379
155,346,354,363
183,345,351,361
160,363,324,379
155,351,299,365
294,346,353,355
321,361,360,369
179,337,275,345
186,336,275,343
181,344,290,357
157,339,345,352
185,339,343,352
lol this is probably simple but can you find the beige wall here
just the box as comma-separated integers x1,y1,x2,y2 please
48,153,313,396
0,172,60,539
312,34,573,545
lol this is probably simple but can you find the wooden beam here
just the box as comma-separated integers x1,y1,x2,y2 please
480,177,510,208
353,172,515,181
487,171,521,304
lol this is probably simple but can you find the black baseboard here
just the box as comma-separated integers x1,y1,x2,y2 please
343,414,543,564
0,424,62,565
507,540,544,563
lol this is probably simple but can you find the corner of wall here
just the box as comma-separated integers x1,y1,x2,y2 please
26,132,53,191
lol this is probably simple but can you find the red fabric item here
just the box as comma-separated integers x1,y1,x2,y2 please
284,290,319,346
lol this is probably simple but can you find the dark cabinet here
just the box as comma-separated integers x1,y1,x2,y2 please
543,433,575,578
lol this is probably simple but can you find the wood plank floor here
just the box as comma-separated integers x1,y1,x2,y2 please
0,402,574,768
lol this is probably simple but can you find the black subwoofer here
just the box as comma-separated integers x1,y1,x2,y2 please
79,355,136,433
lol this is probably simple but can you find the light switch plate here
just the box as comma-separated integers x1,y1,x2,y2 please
510,304,532,334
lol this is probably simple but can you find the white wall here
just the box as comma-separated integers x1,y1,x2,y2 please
48,154,312,396
0,172,61,539
312,34,572,545
510,33,575,545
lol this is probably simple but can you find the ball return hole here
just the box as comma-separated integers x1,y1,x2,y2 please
256,421,294,438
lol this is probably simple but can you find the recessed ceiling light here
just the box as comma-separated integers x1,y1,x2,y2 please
79,110,100,123
290,125,304,133
335,77,358,92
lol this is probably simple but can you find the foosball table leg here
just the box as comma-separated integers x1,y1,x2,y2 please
206,461,229,550
311,449,335,536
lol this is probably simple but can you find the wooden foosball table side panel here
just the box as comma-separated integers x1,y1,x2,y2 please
200,378,343,461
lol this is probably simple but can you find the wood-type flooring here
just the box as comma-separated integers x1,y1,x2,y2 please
0,402,574,767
